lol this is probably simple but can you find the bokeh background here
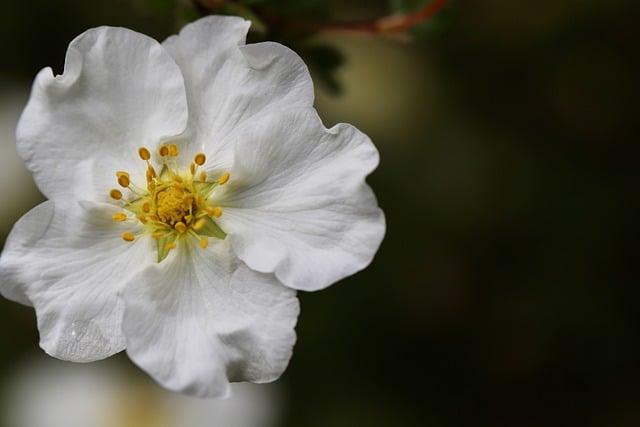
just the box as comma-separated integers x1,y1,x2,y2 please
1,0,639,426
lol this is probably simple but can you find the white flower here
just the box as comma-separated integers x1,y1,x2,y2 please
0,16,385,397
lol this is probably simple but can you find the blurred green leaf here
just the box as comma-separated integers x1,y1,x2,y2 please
297,44,345,95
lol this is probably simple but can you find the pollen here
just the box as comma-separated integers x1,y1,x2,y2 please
206,206,223,218
175,222,187,233
217,172,230,185
199,238,209,249
193,217,207,231
121,232,135,242
168,143,179,157
138,147,151,160
110,189,123,200
117,171,130,187
194,153,206,166
112,212,127,222
157,187,193,225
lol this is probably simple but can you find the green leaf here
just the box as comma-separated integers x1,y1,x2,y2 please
197,216,227,240
156,233,177,263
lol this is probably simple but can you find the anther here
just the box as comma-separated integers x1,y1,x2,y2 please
110,189,123,200
118,174,130,188
206,206,223,218
194,153,206,166
112,212,127,222
142,202,151,213
175,222,187,233
199,238,209,249
168,144,179,156
166,242,177,251
193,218,207,231
116,171,130,188
199,171,207,183
159,145,169,157
217,172,230,185
121,232,135,242
138,147,151,161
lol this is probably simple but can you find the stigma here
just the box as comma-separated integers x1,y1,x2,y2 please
110,144,229,262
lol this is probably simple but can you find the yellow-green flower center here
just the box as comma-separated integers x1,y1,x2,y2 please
109,143,229,262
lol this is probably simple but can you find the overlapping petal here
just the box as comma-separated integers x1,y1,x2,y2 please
217,108,385,291
0,201,154,362
123,240,299,398
16,26,188,201
162,16,314,169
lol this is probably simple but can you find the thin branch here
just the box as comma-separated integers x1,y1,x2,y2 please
308,0,449,34
193,0,450,36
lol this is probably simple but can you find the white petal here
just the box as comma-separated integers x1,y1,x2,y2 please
0,200,155,362
17,26,188,201
162,16,314,166
218,109,386,291
123,240,299,398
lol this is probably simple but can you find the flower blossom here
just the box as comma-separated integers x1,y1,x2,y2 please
0,16,385,397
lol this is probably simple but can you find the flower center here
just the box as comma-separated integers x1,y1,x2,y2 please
156,186,194,226
109,144,229,262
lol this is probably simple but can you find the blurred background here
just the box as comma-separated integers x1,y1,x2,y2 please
1,0,639,426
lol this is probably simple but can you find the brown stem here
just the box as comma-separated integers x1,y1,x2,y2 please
194,0,449,35
308,0,449,34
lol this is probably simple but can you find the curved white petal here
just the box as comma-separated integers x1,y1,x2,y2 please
217,108,386,291
123,240,299,398
162,16,314,167
0,200,155,362
16,26,188,202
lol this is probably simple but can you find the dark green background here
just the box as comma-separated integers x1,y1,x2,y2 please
1,1,638,426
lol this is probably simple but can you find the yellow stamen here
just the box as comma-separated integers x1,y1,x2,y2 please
193,217,207,231
138,147,151,161
118,174,130,187
142,202,151,213
147,165,156,179
190,163,196,175
217,172,230,185
121,232,135,242
148,181,156,192
175,222,187,233
159,145,169,157
168,143,179,156
112,212,127,222
110,189,123,200
194,153,206,166
199,171,207,183
199,238,209,249
166,242,177,251
206,206,223,218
